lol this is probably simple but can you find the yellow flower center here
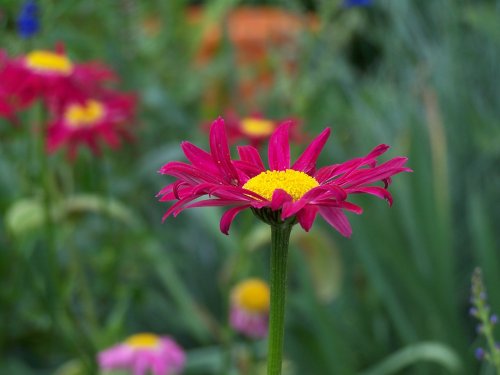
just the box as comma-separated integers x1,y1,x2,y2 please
64,100,105,128
25,50,74,75
240,118,275,137
125,333,160,349
242,169,319,201
233,279,270,313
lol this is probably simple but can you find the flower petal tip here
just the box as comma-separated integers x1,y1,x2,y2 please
212,116,225,127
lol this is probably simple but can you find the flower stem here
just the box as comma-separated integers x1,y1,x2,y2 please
267,223,292,375
34,103,58,322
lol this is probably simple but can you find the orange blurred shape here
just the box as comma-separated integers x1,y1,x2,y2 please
187,6,319,64
142,7,318,108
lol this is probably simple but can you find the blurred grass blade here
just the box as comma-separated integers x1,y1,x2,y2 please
57,194,142,228
469,193,500,311
184,346,224,373
360,342,462,375
147,240,214,343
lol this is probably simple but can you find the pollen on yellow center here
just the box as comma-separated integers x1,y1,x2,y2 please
125,333,160,349
240,118,275,137
64,100,105,128
233,279,270,313
242,169,319,201
25,50,73,75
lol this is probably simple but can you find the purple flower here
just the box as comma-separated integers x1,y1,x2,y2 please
17,0,39,39
343,0,373,8
491,314,498,324
475,347,485,360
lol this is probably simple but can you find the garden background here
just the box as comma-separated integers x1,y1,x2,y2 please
1,0,500,374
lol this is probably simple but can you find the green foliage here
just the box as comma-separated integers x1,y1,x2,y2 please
1,0,499,374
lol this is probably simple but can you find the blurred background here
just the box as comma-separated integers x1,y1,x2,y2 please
1,0,500,374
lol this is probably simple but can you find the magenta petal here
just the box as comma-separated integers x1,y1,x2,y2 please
281,188,325,219
132,355,149,375
209,117,240,185
340,201,363,214
366,144,390,158
319,207,352,237
315,144,391,183
152,361,166,375
157,182,176,198
319,184,348,201
237,145,265,170
181,141,219,174
158,183,189,201
341,157,410,188
163,194,202,219
98,344,133,369
346,186,393,206
270,189,292,211
282,185,345,219
220,206,250,235
208,184,265,200
233,160,264,179
297,206,318,231
159,161,220,184
268,121,291,171
182,199,248,210
292,128,331,175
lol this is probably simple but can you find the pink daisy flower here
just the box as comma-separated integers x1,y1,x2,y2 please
158,117,411,237
98,333,186,375
46,91,136,159
230,278,270,338
0,47,116,118
222,111,302,148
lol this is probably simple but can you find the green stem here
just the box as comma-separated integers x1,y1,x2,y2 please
35,103,59,323
267,224,293,375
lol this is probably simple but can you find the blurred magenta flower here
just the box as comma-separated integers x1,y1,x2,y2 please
47,92,136,159
17,0,39,39
158,118,410,237
221,111,303,148
230,278,270,338
98,333,185,375
0,47,116,119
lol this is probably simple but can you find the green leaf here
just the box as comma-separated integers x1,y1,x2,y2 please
5,198,45,237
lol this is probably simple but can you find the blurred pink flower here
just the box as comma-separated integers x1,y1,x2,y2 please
98,333,185,375
0,47,116,119
158,117,411,237
47,91,136,159
221,111,303,148
230,278,270,338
